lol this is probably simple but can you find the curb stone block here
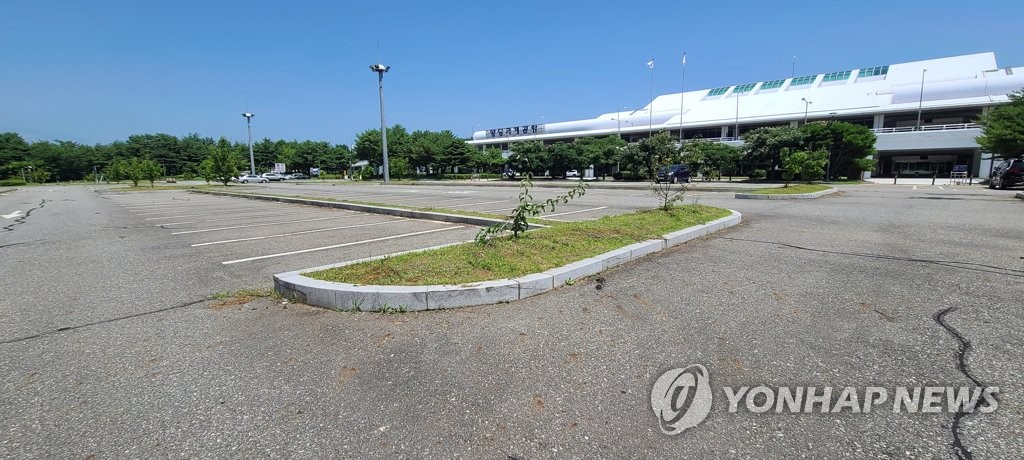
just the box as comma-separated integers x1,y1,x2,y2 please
734,187,838,200
630,239,666,259
426,280,518,309
545,257,605,287
375,286,430,311
600,246,634,269
663,226,708,247
516,273,554,299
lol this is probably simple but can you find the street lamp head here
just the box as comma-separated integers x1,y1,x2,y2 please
242,112,254,119
370,64,390,73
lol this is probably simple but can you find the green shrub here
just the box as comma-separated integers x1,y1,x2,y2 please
750,169,767,180
0,178,28,186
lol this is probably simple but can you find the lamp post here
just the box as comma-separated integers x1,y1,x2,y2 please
370,63,391,182
915,69,927,131
734,90,740,139
801,98,812,125
242,112,255,175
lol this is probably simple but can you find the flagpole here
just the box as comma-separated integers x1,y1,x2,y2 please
679,52,686,142
648,58,655,139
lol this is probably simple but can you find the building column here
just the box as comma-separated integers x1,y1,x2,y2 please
721,126,729,138
789,121,799,128
873,114,885,129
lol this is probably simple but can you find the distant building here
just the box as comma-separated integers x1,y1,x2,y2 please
468,52,1024,178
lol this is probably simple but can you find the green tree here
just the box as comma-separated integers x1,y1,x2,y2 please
139,158,163,187
743,126,806,170
684,139,742,180
977,89,1024,160
207,138,242,185
507,141,548,178
780,148,828,185
800,121,877,179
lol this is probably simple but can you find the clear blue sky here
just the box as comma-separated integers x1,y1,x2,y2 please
2,0,1022,146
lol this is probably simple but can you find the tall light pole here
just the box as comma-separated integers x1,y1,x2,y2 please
370,63,391,182
916,68,927,131
242,112,255,175
801,98,812,124
647,58,655,139
734,90,740,139
791,55,796,78
678,52,688,143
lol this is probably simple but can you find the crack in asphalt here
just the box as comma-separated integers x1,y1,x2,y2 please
933,307,997,460
2,199,47,233
721,237,1024,278
0,298,209,345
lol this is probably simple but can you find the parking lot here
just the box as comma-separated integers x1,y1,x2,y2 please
2,183,1023,458
101,190,480,274
233,180,748,221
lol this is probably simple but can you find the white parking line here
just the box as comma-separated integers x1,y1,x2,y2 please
137,206,261,216
542,206,608,218
192,219,408,246
156,210,335,226
170,216,350,235
221,226,464,264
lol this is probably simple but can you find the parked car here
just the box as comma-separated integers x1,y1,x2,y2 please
260,173,286,181
286,173,311,180
234,174,268,184
565,170,580,178
655,164,691,184
989,158,1024,189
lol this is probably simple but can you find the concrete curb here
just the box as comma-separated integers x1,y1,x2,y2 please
284,180,772,192
188,189,546,229
273,210,742,311
734,187,838,200
1016,192,1024,200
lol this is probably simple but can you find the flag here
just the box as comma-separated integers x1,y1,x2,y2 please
647,59,655,70
682,53,686,65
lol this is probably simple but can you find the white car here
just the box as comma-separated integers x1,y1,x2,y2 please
234,174,268,184
565,170,580,178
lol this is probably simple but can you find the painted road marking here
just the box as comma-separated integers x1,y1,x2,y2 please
192,219,408,247
2,210,24,219
221,226,464,264
170,216,350,235
542,206,608,218
155,210,335,226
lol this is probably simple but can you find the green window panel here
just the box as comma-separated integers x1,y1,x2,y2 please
790,75,817,86
822,70,852,82
734,83,757,93
707,86,731,96
761,79,786,90
859,65,890,78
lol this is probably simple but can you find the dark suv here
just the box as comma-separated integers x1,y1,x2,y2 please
655,164,691,184
989,159,1024,189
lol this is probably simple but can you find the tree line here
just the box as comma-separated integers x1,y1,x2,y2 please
0,120,879,184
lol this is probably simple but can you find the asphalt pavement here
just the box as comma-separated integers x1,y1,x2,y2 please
1,183,1022,458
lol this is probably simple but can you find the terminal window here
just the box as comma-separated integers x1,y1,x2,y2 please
822,70,853,82
707,86,731,97
790,75,817,86
760,79,786,90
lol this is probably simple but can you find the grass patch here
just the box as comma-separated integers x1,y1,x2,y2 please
748,183,831,195
307,205,730,286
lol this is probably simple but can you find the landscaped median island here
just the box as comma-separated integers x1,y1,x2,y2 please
734,183,838,199
274,205,741,311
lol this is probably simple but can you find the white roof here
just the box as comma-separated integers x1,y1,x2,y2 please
470,52,1024,143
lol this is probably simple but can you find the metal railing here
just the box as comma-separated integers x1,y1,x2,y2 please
871,123,981,134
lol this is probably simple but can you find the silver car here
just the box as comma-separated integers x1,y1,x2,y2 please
234,174,268,184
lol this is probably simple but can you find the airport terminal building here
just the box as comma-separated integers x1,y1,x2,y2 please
468,52,1023,178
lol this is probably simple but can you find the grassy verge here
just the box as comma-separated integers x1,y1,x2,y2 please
307,205,730,286
748,183,831,195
